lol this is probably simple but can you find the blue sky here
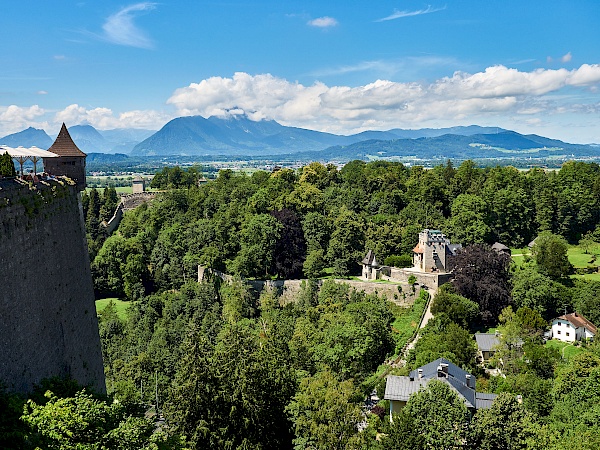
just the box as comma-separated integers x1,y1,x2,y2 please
1,1,600,143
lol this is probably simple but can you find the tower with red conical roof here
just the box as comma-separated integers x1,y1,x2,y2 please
43,123,87,190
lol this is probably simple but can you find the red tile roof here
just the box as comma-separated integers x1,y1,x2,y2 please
47,123,86,157
413,244,424,254
558,312,597,334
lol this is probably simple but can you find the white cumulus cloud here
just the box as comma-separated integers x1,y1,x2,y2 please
307,16,338,28
0,105,47,135
167,65,600,134
54,104,169,130
561,52,572,63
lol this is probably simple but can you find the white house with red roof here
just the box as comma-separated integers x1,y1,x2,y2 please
551,312,596,342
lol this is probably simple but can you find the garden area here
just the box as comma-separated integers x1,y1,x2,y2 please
545,338,585,360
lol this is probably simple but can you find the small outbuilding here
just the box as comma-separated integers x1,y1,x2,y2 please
361,250,380,280
132,175,145,193
475,333,500,363
491,242,511,255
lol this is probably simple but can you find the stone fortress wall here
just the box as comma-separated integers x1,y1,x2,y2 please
0,178,105,393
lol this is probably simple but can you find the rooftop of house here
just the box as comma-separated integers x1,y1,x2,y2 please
47,123,86,158
491,242,510,252
555,312,597,334
384,357,496,410
361,249,379,267
475,333,500,352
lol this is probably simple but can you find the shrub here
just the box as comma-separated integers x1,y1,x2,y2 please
384,254,412,268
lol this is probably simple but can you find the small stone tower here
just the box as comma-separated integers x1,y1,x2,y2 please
43,123,87,191
132,175,145,193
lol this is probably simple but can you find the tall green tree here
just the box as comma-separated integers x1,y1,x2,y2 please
404,380,470,450
0,152,16,177
532,232,573,279
469,393,540,450
286,370,362,450
326,207,365,277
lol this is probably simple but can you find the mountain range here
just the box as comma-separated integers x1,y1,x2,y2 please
0,126,154,154
1,115,597,161
130,115,514,156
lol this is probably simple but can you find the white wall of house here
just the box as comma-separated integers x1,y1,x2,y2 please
551,319,577,342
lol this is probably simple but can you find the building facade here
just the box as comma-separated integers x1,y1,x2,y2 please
412,229,462,273
551,313,596,342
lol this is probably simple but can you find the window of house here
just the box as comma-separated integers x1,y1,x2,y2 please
566,332,570,337
557,330,561,334
557,322,561,326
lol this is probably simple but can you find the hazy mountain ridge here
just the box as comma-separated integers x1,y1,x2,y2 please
310,132,594,161
131,115,515,156
0,127,53,149
0,126,156,154
2,117,596,161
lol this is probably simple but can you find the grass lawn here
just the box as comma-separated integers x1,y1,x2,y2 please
389,295,427,355
572,272,600,281
511,255,526,267
545,339,585,360
567,245,600,268
114,186,133,194
95,298,130,321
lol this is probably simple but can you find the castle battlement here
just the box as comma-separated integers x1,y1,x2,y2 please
0,177,105,393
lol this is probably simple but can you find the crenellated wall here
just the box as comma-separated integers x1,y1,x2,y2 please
0,178,105,394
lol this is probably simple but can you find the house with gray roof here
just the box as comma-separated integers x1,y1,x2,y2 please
384,358,496,419
475,333,500,363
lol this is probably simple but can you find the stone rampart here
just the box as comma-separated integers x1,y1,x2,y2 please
247,278,419,306
198,266,419,306
121,192,158,211
379,266,452,290
0,178,106,393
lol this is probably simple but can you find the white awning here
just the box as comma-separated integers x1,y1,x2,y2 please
0,146,59,158
0,146,60,175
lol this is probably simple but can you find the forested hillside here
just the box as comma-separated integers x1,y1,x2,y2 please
3,159,600,449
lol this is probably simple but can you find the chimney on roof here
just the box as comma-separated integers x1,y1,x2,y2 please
418,369,423,379
437,363,448,378
466,374,471,385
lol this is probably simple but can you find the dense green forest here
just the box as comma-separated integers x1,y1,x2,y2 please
4,159,600,449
